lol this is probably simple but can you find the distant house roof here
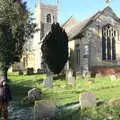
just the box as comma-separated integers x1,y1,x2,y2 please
63,6,120,40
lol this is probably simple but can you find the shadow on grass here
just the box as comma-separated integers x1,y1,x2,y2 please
55,107,80,120
36,78,44,84
10,83,32,101
55,106,120,120
53,74,65,81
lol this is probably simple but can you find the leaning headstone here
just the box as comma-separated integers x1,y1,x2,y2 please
43,76,53,88
28,88,42,103
34,100,56,120
79,92,96,108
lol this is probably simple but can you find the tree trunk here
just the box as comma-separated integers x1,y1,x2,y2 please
0,68,8,81
3,68,8,81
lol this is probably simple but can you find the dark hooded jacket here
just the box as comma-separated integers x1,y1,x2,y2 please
0,81,12,102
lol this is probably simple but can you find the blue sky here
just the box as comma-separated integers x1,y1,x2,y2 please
25,0,120,24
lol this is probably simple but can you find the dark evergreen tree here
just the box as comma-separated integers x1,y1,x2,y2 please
0,0,37,80
41,23,68,74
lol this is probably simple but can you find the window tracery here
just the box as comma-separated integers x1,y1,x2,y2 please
102,24,116,61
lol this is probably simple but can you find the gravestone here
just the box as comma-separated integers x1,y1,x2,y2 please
34,100,56,120
110,74,117,81
68,76,75,85
43,76,53,88
79,92,96,108
37,69,46,74
28,88,42,103
66,69,76,85
66,69,73,79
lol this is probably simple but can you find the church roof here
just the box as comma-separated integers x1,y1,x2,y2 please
65,6,119,40
62,16,79,33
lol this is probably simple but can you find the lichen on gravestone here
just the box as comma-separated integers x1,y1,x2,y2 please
79,92,96,108
34,100,56,120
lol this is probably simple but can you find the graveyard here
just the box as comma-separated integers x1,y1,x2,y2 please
8,72,120,120
1,0,120,120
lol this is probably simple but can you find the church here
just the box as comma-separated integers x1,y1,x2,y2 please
13,2,120,75
63,6,120,75
12,2,58,72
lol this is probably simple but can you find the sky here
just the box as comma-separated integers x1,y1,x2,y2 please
25,0,120,24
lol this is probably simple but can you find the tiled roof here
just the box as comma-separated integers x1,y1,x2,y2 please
63,6,119,40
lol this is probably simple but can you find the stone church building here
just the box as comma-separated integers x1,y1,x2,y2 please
32,2,58,72
63,6,120,75
12,2,58,72
12,3,120,75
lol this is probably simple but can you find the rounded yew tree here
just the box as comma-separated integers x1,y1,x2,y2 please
41,23,68,74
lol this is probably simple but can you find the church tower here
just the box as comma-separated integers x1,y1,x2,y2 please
33,2,58,71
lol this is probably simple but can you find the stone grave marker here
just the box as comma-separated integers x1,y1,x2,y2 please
110,74,117,81
79,92,96,108
28,88,42,103
66,69,76,85
43,76,53,88
68,76,76,85
34,100,56,120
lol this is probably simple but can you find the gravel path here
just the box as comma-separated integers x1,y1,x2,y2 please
8,101,33,120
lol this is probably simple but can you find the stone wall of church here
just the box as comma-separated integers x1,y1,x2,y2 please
69,37,90,73
87,9,120,70
72,8,120,74
32,3,58,72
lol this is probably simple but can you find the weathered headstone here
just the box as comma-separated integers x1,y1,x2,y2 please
110,74,117,81
66,69,73,79
37,69,46,74
34,100,56,120
43,76,53,88
66,69,76,85
68,76,76,85
28,88,42,103
79,92,96,108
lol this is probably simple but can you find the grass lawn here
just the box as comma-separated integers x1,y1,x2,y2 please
8,72,120,106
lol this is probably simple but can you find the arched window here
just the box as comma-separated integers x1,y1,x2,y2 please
46,14,51,23
75,44,80,65
102,24,116,61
